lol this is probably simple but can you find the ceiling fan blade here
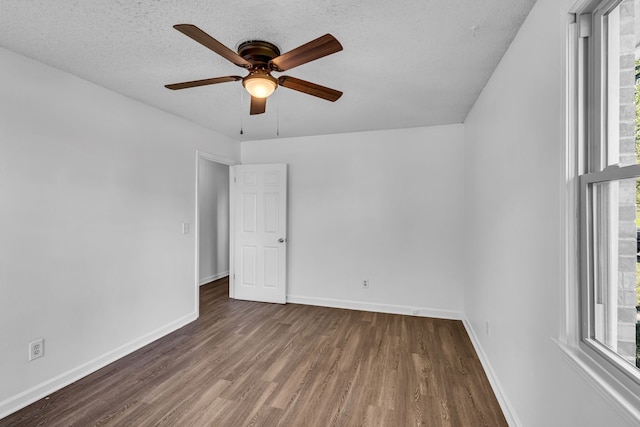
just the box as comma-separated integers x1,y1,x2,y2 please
278,76,342,102
270,34,342,72
165,76,242,90
173,24,251,68
250,96,266,115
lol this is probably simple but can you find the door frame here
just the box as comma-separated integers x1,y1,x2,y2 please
194,151,236,317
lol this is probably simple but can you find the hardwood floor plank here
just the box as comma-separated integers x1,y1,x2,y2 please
1,277,507,426
243,405,284,427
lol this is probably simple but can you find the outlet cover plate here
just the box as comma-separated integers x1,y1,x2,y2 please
29,338,44,361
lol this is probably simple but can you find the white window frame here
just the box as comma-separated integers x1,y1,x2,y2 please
579,165,640,378
562,0,640,422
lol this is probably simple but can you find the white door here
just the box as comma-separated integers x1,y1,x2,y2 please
231,164,287,304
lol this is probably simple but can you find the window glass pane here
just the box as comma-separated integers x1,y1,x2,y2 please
590,178,640,369
606,0,640,166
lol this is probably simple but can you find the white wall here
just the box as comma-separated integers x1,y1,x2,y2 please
242,125,465,318
0,47,240,417
198,159,230,284
463,0,635,425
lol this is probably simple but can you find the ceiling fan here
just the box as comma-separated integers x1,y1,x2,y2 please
165,24,343,115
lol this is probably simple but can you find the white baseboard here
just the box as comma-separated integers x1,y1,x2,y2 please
199,271,229,286
462,318,521,427
286,295,462,320
0,312,197,420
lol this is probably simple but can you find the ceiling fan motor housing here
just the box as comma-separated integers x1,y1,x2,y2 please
237,40,281,68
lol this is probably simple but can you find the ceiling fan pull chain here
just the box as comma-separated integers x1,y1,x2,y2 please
276,89,280,137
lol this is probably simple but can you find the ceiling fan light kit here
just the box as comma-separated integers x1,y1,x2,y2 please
243,71,277,99
165,24,343,115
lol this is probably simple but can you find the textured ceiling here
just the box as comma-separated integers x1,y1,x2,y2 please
0,0,537,141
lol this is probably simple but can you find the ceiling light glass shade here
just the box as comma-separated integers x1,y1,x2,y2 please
243,74,277,98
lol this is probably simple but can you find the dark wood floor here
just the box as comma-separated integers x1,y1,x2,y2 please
1,278,507,426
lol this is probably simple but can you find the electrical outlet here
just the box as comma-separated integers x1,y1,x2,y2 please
362,279,369,288
29,338,44,361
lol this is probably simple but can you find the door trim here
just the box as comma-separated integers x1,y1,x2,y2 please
229,165,236,299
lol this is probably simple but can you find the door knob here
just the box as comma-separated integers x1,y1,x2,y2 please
278,238,286,243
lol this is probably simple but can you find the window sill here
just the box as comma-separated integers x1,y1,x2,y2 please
553,338,640,425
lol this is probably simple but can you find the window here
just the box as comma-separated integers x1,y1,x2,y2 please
578,0,640,391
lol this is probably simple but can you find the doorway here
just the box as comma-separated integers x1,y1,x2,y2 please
195,152,234,313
